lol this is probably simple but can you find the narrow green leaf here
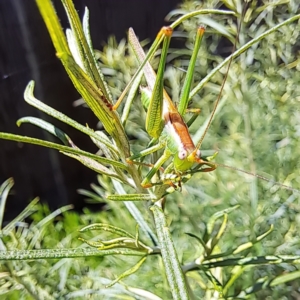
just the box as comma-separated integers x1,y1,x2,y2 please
90,131,119,160
66,28,83,69
256,224,274,242
17,117,72,146
0,178,13,196
202,255,300,269
78,238,105,248
61,0,111,100
36,205,74,229
203,271,223,294
106,256,147,288
24,81,120,156
151,202,189,300
107,194,156,201
209,213,229,253
80,223,135,239
215,213,228,241
35,0,70,55
0,178,14,230
223,265,245,296
0,132,127,170
207,205,239,235
79,235,151,253
270,270,300,287
169,9,236,29
185,232,207,251
62,152,121,179
28,204,74,250
121,70,143,125
233,225,273,255
2,198,40,236
82,8,93,51
231,270,300,298
82,7,113,102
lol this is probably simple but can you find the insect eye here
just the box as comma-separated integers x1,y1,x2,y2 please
178,149,187,160
196,150,201,158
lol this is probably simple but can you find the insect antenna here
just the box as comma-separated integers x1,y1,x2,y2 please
195,6,245,152
210,162,300,194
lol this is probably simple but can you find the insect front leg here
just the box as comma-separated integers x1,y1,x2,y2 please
141,149,172,188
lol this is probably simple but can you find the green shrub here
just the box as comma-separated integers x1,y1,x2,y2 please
1,0,300,299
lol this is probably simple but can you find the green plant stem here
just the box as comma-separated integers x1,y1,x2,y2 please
0,248,145,261
182,255,300,272
169,9,236,29
151,201,190,300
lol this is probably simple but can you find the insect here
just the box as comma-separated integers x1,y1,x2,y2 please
125,26,218,189
112,9,299,196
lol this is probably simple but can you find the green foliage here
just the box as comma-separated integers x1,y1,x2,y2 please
1,0,300,299
0,179,158,299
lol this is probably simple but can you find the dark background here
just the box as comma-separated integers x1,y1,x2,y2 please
0,0,181,220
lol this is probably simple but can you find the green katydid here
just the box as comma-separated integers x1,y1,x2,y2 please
121,25,220,188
